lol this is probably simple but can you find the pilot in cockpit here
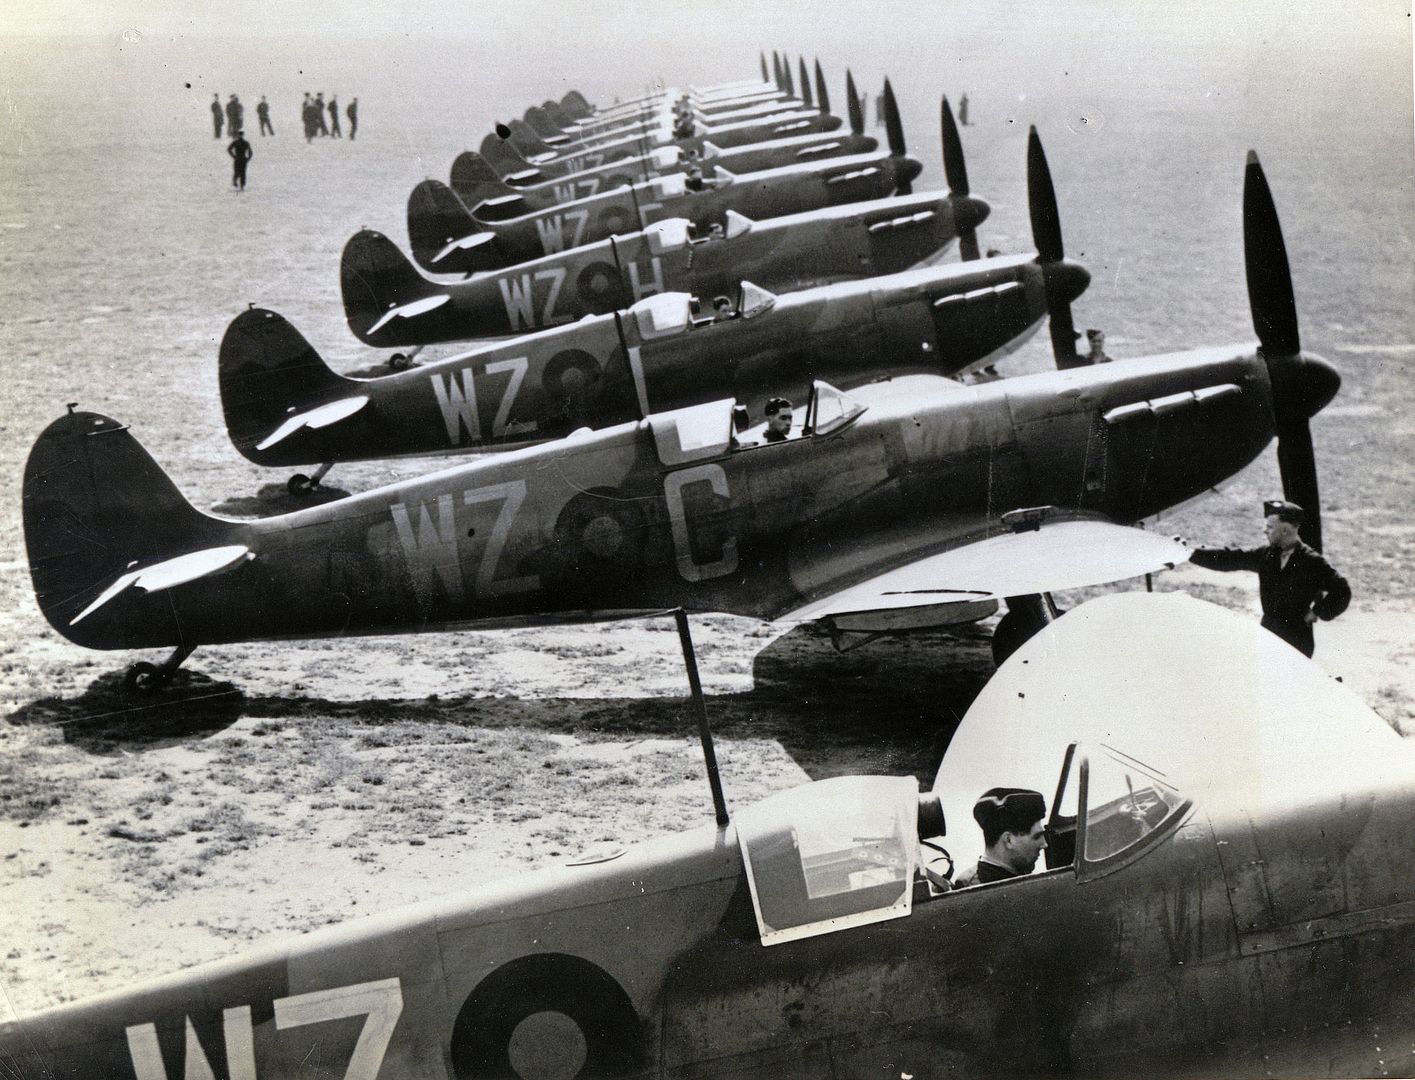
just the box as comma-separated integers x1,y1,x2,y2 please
763,397,794,443
954,787,1048,887
712,295,734,321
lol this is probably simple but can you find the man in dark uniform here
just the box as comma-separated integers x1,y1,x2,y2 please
225,94,243,138
763,397,793,443
1189,500,1350,657
347,97,358,140
956,787,1048,887
256,95,274,136
227,130,253,190
328,94,342,137
211,93,224,138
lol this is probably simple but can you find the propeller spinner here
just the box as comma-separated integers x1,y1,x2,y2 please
1244,151,1339,550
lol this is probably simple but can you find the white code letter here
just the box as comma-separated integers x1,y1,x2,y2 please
430,369,481,444
463,480,540,597
664,464,738,581
391,495,464,603
274,977,403,1080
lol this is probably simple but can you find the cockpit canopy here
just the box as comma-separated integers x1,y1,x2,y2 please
651,173,688,200
649,381,867,465
737,776,919,946
645,218,691,256
630,292,693,340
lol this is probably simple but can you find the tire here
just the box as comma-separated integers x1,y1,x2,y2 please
450,953,641,1080
388,352,411,371
287,473,311,495
124,661,163,694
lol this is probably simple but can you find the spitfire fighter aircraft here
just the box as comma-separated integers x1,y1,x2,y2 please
456,68,877,215
353,102,984,333
26,151,1331,687
2,593,1408,1079
228,131,1077,491
412,81,920,274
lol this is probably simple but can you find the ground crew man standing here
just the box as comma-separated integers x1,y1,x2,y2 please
228,130,253,190
1189,500,1350,657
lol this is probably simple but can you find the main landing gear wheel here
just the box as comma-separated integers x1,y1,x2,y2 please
991,594,1064,667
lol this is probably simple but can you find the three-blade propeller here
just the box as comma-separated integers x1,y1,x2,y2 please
880,79,922,195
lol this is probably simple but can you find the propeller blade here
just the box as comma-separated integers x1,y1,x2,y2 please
845,70,864,135
940,96,969,197
760,51,768,83
1027,126,1064,264
783,54,796,96
798,58,812,108
941,96,980,259
814,59,830,116
1275,419,1323,551
882,78,906,158
1026,127,1091,368
773,51,784,92
1244,151,1301,357
1244,151,1338,549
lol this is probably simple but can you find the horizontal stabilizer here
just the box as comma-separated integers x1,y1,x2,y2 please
408,179,503,274
367,294,451,335
255,396,370,451
71,545,253,625
433,232,496,265
781,519,1189,623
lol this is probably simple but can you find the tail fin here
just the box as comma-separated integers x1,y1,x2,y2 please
478,135,544,184
406,180,504,276
507,118,555,157
524,105,565,139
219,308,359,462
23,410,229,648
561,90,592,118
341,228,455,344
450,152,516,208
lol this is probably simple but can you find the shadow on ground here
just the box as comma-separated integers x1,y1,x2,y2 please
7,670,246,753
211,483,353,517
9,626,995,783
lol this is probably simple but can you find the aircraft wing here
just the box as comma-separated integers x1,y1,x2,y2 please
779,519,1189,623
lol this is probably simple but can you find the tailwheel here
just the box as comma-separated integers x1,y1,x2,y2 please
122,645,195,695
287,462,333,496
387,345,424,371
123,661,165,694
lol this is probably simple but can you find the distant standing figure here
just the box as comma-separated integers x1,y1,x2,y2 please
225,94,243,138
228,131,253,190
302,94,316,142
256,95,274,136
959,93,971,126
328,95,342,137
346,97,358,140
211,93,224,138
1083,328,1111,363
314,93,329,136
1188,500,1351,657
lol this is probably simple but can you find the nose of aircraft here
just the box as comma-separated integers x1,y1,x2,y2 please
952,193,990,238
1047,259,1091,306
1288,351,1341,420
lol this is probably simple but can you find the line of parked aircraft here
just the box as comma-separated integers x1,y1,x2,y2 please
9,55,1400,1080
